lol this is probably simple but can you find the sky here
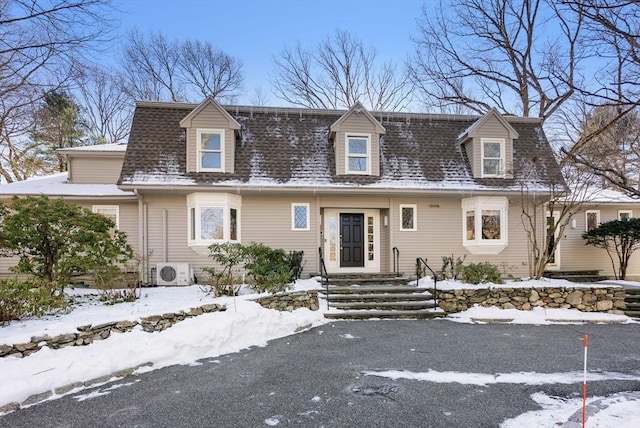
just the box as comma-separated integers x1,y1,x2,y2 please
1,277,639,426
115,0,427,105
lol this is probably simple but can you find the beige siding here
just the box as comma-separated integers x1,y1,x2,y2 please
69,156,124,184
243,196,319,273
391,197,532,277
185,104,235,173
380,208,391,273
334,113,380,176
560,206,640,279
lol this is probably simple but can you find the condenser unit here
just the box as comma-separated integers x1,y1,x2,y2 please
156,263,192,286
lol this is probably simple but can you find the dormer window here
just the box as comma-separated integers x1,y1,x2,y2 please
481,138,505,177
198,129,225,172
346,134,370,174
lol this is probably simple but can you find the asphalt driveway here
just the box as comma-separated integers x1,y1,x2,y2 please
1,320,639,427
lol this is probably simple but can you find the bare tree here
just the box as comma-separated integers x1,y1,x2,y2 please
558,0,640,196
271,30,412,111
409,0,583,120
0,0,114,182
121,30,244,103
74,64,133,144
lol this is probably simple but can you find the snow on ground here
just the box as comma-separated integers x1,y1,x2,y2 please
1,277,638,426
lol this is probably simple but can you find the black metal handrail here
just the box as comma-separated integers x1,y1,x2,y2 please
319,247,330,310
416,257,437,307
392,247,400,276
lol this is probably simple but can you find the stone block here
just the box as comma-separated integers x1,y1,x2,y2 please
529,290,540,302
0,402,20,413
596,300,613,311
565,291,583,306
0,344,14,357
54,382,83,395
22,391,52,406
502,303,516,310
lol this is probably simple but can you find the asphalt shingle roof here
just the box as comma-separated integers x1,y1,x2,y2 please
119,103,565,192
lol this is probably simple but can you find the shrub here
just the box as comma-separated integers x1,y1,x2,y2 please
439,254,466,280
244,243,293,293
0,277,67,322
204,242,248,296
461,262,503,284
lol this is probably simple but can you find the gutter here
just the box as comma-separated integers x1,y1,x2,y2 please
133,189,149,284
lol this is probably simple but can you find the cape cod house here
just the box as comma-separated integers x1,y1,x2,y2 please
3,97,635,283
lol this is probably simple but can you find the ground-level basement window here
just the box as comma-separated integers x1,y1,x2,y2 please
92,205,119,229
187,193,241,253
461,197,508,255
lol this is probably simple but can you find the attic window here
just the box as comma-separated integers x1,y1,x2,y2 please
346,134,370,174
198,129,225,172
462,197,508,254
481,138,505,177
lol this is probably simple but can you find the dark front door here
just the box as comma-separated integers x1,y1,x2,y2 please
340,213,364,268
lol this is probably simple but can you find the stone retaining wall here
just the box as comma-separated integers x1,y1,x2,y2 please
0,303,226,359
436,286,626,314
255,290,319,311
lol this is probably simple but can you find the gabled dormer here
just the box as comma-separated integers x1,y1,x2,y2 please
458,108,518,179
330,101,385,176
180,97,241,174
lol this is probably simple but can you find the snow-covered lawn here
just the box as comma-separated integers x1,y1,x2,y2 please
1,277,638,426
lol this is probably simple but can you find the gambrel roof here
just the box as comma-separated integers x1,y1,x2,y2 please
119,102,564,193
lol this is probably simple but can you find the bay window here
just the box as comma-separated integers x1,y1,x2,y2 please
187,193,241,252
462,197,508,254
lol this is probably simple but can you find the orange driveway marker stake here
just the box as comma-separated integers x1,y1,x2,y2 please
582,334,589,428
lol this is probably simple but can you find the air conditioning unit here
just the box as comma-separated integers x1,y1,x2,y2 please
156,263,192,286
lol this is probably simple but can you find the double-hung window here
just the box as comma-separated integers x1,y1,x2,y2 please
198,129,224,172
346,134,370,174
399,204,417,231
292,203,310,231
93,205,119,229
462,197,508,254
618,210,633,220
187,193,241,252
481,138,505,177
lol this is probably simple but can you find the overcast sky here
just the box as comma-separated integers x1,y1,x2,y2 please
117,0,426,105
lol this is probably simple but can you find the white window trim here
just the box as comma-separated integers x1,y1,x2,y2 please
461,197,508,255
345,133,371,175
399,204,417,231
480,138,506,178
291,203,310,231
618,210,633,220
197,128,225,172
585,210,600,231
187,193,241,253
92,205,119,229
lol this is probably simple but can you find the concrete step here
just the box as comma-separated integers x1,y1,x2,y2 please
624,302,640,310
324,309,446,320
623,310,640,318
624,288,640,296
330,301,436,310
319,286,430,295
327,277,411,287
323,293,434,302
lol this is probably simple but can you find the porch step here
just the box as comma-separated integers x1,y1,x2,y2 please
623,286,640,318
324,310,446,320
319,276,442,319
543,270,609,283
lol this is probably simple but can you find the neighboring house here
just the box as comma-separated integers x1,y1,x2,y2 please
2,98,570,283
551,189,639,281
